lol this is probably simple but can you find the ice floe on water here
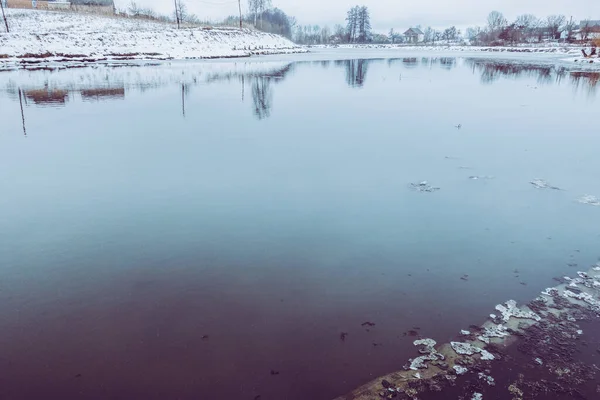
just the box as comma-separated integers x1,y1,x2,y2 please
478,324,510,343
495,299,541,322
471,393,483,400
337,263,600,400
469,175,495,180
478,372,495,386
530,179,562,190
453,365,468,375
577,195,600,206
451,342,495,360
409,339,445,370
408,181,440,193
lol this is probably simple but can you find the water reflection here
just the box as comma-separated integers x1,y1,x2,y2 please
2,58,598,128
464,59,599,96
251,77,272,119
335,59,370,88
465,59,565,85
570,71,600,95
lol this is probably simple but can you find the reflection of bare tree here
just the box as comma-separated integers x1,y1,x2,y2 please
439,57,456,69
251,77,272,120
81,88,125,101
570,72,600,96
402,58,418,68
335,59,370,88
465,59,567,85
181,83,190,118
24,88,69,106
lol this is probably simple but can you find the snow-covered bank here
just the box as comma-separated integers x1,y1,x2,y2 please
315,43,582,55
0,9,306,69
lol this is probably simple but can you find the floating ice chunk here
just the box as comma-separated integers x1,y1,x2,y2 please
478,324,509,344
541,288,559,296
563,290,600,306
469,175,494,180
460,330,471,335
489,314,497,319
576,330,583,335
471,393,483,400
478,372,495,386
534,358,543,365
530,179,561,190
454,365,468,375
451,342,495,360
495,300,541,322
408,181,440,192
451,342,478,355
413,339,436,347
414,372,421,379
409,338,444,370
578,195,600,206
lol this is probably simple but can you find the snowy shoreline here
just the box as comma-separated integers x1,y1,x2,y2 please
311,43,600,67
0,9,306,69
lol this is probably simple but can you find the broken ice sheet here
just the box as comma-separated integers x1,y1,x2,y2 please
577,195,600,206
408,181,440,193
530,179,562,190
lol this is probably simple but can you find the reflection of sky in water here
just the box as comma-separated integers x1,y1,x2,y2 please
0,58,599,400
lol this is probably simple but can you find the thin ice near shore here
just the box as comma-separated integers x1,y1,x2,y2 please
0,10,306,67
333,263,600,400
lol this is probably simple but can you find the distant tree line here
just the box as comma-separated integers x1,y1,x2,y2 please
114,3,597,47
464,11,594,45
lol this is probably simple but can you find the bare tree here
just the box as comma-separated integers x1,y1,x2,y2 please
514,14,538,41
580,20,592,41
466,27,481,44
345,6,357,43
320,26,330,44
442,26,458,43
1,0,9,33
487,10,507,39
564,16,577,42
422,27,431,43
238,0,242,28
248,0,259,26
173,0,180,28
546,15,566,40
357,6,371,43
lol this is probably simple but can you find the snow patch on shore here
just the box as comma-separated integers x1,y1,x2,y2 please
0,9,305,64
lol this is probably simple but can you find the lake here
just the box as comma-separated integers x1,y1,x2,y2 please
0,52,599,400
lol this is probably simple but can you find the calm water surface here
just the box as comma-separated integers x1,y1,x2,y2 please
0,55,599,400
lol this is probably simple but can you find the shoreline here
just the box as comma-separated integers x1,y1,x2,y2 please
2,10,599,71
334,264,600,400
0,9,307,71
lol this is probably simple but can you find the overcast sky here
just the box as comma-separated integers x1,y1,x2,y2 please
115,0,600,32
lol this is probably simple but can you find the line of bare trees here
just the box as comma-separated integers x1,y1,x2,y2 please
465,11,596,45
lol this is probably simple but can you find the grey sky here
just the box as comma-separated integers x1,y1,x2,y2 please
115,0,600,32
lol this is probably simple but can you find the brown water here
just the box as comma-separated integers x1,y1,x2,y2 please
0,55,599,400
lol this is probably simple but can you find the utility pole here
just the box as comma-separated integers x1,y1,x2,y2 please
1,0,9,33
238,0,242,29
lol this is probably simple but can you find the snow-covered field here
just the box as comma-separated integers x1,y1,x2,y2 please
0,9,306,68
